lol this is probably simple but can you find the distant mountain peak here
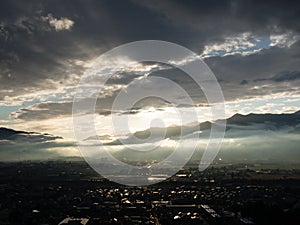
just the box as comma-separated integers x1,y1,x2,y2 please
293,110,300,115
226,110,300,126
0,127,28,139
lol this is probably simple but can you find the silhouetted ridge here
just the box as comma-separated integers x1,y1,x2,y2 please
0,127,29,139
227,111,300,127
0,127,62,141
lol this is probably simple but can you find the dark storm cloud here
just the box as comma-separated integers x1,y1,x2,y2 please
10,102,74,120
11,94,178,121
206,41,300,82
254,71,300,82
240,80,248,85
271,71,300,82
135,0,300,34
204,40,300,100
0,0,299,122
0,0,184,100
11,98,114,121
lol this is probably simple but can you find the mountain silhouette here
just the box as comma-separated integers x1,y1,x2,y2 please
0,127,62,142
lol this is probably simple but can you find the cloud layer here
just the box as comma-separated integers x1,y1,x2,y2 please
0,0,299,101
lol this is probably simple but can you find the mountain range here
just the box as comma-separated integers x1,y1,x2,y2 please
84,110,300,145
0,110,299,162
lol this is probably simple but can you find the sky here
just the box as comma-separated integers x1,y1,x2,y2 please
0,0,299,163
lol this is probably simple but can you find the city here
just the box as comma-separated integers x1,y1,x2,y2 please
0,161,299,225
